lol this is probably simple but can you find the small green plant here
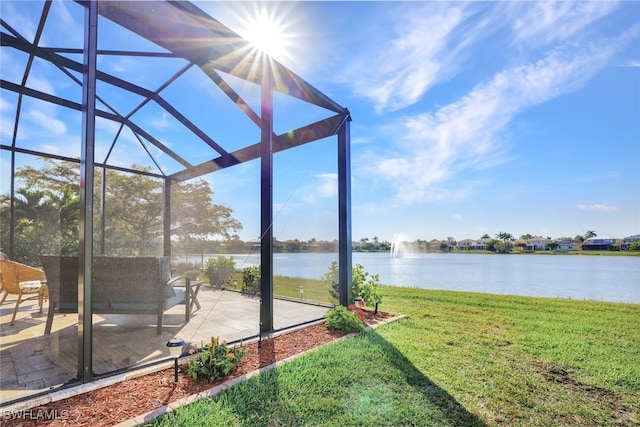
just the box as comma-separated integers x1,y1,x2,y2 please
352,263,383,307
324,260,340,302
242,265,261,296
325,262,383,307
185,337,247,381
324,305,365,333
205,256,236,288
185,269,202,281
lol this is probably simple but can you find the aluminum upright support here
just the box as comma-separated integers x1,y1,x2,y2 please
259,59,274,333
78,0,98,383
338,115,353,306
164,180,171,257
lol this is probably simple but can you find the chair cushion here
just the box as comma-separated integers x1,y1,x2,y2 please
19,280,42,293
163,283,177,299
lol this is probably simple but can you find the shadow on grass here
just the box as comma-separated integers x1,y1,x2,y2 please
349,330,486,426
152,327,485,426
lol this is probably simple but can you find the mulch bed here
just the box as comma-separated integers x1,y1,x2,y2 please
3,311,395,427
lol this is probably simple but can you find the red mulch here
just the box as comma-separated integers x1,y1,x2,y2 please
3,311,395,427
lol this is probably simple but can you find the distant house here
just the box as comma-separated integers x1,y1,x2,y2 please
620,235,640,251
428,239,443,251
455,239,473,251
455,239,488,251
555,240,579,251
526,238,551,251
582,237,618,251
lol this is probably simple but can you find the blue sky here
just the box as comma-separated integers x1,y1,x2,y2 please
1,1,639,243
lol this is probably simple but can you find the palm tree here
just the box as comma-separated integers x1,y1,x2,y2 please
584,230,597,240
481,233,490,239
10,187,80,264
496,232,514,242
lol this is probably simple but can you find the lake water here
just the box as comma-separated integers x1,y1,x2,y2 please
180,252,640,304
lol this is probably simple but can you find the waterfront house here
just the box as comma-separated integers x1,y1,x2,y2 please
621,235,640,251
555,240,580,251
525,238,551,251
582,237,619,251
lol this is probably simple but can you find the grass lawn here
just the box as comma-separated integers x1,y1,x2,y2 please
148,287,640,426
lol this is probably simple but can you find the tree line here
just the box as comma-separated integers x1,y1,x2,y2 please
0,159,242,266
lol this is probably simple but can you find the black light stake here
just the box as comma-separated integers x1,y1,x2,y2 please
166,338,185,383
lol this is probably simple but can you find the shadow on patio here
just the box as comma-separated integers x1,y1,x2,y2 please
0,286,330,404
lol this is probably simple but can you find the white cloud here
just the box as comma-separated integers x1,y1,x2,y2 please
300,173,337,204
26,75,57,96
577,204,618,213
148,111,174,130
511,2,618,46
453,213,464,222
24,109,66,136
376,24,640,206
0,97,14,113
346,3,478,113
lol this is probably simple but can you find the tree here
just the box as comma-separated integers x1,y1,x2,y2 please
494,241,512,253
102,168,164,255
285,239,302,253
171,179,242,243
1,186,80,265
546,241,559,251
0,160,82,264
584,230,597,240
520,234,533,240
496,232,514,242
481,233,490,239
514,241,527,251
1,159,243,261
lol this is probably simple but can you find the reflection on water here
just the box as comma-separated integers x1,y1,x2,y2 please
179,252,640,304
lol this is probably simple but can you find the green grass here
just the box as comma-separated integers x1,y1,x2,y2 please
219,272,334,304
148,288,640,426
274,275,333,303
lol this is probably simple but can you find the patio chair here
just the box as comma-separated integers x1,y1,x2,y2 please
40,256,189,335
0,259,48,325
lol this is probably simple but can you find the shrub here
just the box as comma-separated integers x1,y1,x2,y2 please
325,261,383,307
324,305,365,333
172,261,200,276
352,263,383,307
205,256,235,288
324,260,340,302
185,337,247,381
242,265,261,296
185,269,203,281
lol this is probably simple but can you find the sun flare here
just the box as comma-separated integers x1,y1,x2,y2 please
240,7,291,62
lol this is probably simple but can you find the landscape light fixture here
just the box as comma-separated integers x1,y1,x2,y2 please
166,338,185,382
299,286,304,301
